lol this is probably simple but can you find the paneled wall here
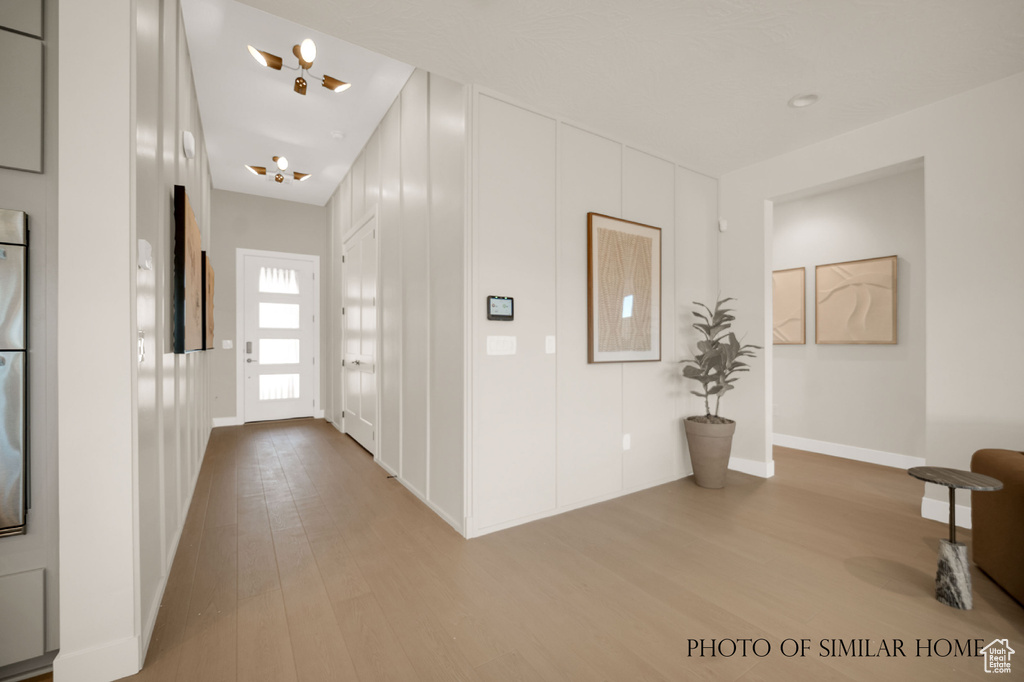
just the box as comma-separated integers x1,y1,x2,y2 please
133,0,214,661
326,69,467,532
55,1,213,680
470,92,718,537
0,0,59,676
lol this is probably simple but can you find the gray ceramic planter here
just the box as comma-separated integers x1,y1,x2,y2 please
684,418,736,488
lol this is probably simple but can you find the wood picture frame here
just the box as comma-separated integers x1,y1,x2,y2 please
202,250,215,350
587,212,661,363
173,185,203,353
772,267,805,345
815,255,897,344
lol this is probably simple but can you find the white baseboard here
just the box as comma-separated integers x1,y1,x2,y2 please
52,635,140,682
773,433,924,470
211,416,241,428
214,411,324,428
468,471,687,539
921,495,972,530
729,457,775,478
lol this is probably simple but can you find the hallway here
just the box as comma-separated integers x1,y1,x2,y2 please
113,420,1024,681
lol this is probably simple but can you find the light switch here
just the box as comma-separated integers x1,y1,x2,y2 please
222,340,233,350
545,335,556,354
623,434,631,450
486,336,516,356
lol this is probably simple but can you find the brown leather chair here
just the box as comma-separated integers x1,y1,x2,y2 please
971,448,1024,605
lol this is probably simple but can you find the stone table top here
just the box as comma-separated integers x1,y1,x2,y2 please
907,466,1003,491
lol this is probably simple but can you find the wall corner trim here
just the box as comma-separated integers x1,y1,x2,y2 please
773,433,924,470
52,634,140,682
727,457,775,478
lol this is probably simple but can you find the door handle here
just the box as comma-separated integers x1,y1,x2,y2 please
246,358,254,363
352,359,361,366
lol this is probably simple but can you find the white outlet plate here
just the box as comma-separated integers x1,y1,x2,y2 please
623,434,631,450
222,340,233,350
545,335,556,354
486,336,516,356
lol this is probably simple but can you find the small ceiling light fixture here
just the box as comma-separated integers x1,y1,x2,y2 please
788,93,820,108
244,155,310,184
246,38,350,97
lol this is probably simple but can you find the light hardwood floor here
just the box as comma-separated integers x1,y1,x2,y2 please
114,420,1022,681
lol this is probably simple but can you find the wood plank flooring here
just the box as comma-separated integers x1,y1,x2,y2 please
117,421,1022,681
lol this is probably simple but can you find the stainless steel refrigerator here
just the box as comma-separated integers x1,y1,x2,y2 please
0,208,27,537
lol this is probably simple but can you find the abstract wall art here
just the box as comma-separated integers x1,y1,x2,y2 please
202,250,215,350
587,212,661,363
772,267,805,345
815,255,897,344
173,185,203,353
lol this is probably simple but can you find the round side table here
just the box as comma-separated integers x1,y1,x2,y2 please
908,466,1002,610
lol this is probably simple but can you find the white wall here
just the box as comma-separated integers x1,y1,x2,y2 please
720,72,1024,516
133,0,214,668
327,69,467,532
773,167,926,466
56,1,214,680
0,0,59,676
208,190,329,422
469,91,719,537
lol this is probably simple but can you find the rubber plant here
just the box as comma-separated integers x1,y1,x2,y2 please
680,298,761,423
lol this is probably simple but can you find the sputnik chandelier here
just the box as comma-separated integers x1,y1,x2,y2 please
245,156,311,184
247,38,351,95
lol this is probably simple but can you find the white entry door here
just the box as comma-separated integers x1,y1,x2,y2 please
241,250,319,422
342,215,378,453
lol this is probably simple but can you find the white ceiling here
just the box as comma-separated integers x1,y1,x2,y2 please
224,0,1024,186
180,0,414,206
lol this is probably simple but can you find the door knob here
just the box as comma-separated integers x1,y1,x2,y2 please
246,358,254,363
352,359,361,365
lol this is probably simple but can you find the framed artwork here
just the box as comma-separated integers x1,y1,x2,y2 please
202,251,215,350
815,255,897,344
772,267,805,344
173,185,203,353
587,212,661,363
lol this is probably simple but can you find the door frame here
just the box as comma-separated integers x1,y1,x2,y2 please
235,247,321,423
340,208,384,462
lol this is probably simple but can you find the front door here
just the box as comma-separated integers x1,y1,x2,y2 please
341,215,377,453
242,250,318,422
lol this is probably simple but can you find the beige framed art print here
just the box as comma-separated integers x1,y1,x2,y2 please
815,255,897,344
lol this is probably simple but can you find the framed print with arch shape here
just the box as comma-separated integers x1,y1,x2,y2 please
587,212,661,363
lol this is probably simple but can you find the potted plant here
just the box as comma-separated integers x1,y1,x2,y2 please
679,298,761,488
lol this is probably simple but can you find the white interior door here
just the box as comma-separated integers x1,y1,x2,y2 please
342,216,378,453
242,251,318,422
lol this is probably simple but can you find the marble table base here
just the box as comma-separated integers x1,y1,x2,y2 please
935,539,971,610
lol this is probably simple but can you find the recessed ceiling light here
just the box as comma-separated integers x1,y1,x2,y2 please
330,130,345,140
788,93,820,108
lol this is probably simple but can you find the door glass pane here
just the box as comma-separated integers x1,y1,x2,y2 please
259,339,300,364
259,302,300,329
259,374,300,400
259,266,300,294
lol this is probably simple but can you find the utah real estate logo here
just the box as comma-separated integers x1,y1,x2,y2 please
981,639,1014,674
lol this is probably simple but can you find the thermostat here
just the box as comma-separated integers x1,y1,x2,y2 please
487,296,514,320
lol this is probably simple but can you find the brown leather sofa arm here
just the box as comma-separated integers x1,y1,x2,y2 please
970,448,1024,605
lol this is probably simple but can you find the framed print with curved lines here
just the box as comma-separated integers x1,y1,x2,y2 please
815,255,897,344
772,267,805,345
587,212,661,363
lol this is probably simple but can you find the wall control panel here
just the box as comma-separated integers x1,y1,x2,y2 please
487,296,514,320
